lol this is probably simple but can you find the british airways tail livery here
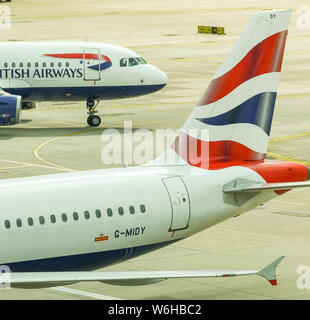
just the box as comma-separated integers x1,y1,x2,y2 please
172,12,287,166
0,41,168,126
1,10,308,289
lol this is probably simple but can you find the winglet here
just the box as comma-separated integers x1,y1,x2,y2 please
257,256,285,286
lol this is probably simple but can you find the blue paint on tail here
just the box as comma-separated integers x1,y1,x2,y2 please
197,92,277,135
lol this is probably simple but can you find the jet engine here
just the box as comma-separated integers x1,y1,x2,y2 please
0,94,22,125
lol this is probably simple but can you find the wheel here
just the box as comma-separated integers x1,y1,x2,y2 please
87,116,92,126
87,115,101,127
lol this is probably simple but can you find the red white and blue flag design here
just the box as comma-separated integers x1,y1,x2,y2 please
44,53,112,71
171,10,290,169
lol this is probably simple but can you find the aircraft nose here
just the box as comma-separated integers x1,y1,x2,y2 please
141,65,168,88
154,67,168,86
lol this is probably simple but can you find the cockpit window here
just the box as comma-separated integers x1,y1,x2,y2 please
128,58,138,67
136,57,147,64
120,58,128,67
120,57,146,67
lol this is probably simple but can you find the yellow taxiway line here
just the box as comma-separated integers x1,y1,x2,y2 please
268,132,310,165
32,123,310,172
33,128,102,172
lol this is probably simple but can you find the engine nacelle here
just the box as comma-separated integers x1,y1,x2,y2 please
0,95,22,125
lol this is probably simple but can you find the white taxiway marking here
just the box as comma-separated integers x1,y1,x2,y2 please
51,286,122,300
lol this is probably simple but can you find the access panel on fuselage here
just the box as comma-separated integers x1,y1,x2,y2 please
83,48,101,81
162,177,190,231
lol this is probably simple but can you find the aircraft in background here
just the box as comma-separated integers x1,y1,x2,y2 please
0,41,167,126
0,9,306,289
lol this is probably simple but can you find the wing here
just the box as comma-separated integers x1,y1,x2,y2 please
5,256,284,289
223,178,310,193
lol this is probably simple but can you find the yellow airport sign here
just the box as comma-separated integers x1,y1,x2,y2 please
198,26,225,35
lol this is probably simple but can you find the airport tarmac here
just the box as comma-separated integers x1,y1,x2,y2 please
1,0,310,299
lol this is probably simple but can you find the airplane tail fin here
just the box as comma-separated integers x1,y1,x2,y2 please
169,10,290,169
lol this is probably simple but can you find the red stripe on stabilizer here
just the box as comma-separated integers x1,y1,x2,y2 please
44,53,111,62
244,160,309,195
172,132,265,169
197,30,288,106
172,133,309,194
269,279,277,286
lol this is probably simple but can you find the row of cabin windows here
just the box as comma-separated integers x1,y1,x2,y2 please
4,205,146,229
3,62,71,68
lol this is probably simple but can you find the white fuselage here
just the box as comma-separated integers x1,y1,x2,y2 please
0,164,275,272
0,41,167,102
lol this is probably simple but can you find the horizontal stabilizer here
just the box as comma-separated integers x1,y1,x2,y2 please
257,256,285,286
6,257,284,289
223,178,310,193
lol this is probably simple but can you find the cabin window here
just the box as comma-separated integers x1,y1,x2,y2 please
58,62,62,67
62,213,67,222
42,62,46,68
28,217,34,226
118,207,124,216
11,62,15,68
39,216,45,225
84,210,90,219
107,208,113,217
50,62,54,67
140,204,146,213
50,215,56,223
95,209,101,218
27,62,31,68
4,220,10,229
35,63,39,68
129,206,135,214
73,212,79,221
4,63,7,68
66,62,70,67
120,58,127,67
16,219,22,228
19,62,23,68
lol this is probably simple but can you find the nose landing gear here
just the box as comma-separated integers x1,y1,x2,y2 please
86,98,101,127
